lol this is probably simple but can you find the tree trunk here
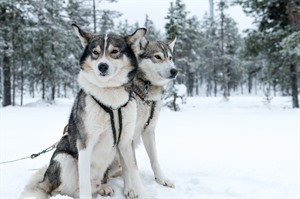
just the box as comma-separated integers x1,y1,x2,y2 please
20,63,24,106
12,29,16,106
290,63,299,108
172,80,177,111
2,55,11,107
240,81,243,95
287,0,299,108
42,65,46,100
20,45,24,106
213,64,217,97
12,56,16,106
248,73,252,94
220,0,228,100
195,72,199,96
64,83,67,98
93,0,96,33
172,92,177,111
51,85,55,101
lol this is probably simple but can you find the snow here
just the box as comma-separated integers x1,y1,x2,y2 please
1,96,299,199
174,84,187,97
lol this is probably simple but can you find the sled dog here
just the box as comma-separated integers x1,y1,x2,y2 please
107,36,177,188
21,25,148,199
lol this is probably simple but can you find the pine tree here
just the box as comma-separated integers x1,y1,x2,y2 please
200,13,220,96
90,0,119,33
219,0,229,100
184,16,202,96
116,19,134,35
143,14,162,40
165,0,189,85
99,10,121,33
236,0,300,108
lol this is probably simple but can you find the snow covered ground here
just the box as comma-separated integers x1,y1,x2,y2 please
1,96,299,199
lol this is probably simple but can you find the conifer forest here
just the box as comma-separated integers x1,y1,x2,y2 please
1,0,299,108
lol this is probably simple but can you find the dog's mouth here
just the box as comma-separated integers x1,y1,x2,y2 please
158,73,174,80
158,73,170,80
169,74,177,79
99,72,109,77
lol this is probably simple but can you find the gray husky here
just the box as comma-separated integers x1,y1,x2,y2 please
21,25,148,199
107,36,177,188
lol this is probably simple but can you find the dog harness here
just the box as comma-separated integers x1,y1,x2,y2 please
91,93,131,146
133,78,156,130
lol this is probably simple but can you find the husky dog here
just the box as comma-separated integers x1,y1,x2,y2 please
21,25,148,199
107,37,177,188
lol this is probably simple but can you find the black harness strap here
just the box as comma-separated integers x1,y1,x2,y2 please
133,79,157,130
117,108,123,143
144,101,156,129
91,96,129,146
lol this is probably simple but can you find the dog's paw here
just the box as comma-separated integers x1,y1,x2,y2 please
155,177,175,188
123,188,149,199
124,189,136,199
98,184,114,196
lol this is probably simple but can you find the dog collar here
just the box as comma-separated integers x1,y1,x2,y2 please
133,78,151,102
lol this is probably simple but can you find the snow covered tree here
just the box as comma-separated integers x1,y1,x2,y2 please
184,16,202,96
164,0,193,110
199,13,220,97
116,19,134,35
67,0,90,27
99,9,121,33
236,0,300,108
195,2,242,98
165,0,189,85
89,0,120,33
0,0,120,105
221,16,243,96
143,14,163,40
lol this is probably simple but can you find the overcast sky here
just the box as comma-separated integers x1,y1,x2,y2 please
101,0,255,35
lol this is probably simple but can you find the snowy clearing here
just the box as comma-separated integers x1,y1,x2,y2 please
1,96,299,199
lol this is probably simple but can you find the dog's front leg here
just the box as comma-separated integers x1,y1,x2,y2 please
118,149,132,197
78,139,95,199
118,140,148,199
142,129,174,188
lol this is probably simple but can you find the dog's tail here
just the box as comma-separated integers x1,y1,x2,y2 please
20,165,49,199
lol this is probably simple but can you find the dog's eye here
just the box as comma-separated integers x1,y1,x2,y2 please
111,49,119,54
154,55,162,60
92,50,99,56
169,56,173,61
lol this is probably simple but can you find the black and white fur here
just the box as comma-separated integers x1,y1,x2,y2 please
21,25,148,199
108,37,177,188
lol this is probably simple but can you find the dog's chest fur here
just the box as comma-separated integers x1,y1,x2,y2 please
83,96,117,162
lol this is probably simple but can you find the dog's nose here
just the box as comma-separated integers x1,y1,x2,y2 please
170,68,178,78
98,63,109,73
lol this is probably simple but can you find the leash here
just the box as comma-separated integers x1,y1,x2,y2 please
0,125,69,165
0,142,57,165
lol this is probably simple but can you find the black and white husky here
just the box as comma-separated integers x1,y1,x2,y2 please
108,37,177,188
21,25,148,199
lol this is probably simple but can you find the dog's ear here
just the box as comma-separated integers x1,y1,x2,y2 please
72,24,94,48
168,37,176,52
140,37,148,49
126,28,147,47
